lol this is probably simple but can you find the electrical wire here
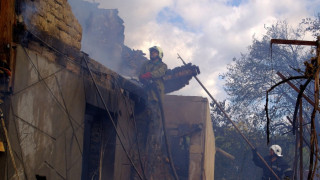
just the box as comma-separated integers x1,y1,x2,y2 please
9,99,29,180
22,28,146,179
22,47,83,155
82,55,144,180
26,29,83,67
12,113,56,141
82,70,146,179
157,93,180,180
111,77,147,179
44,161,66,179
11,68,65,96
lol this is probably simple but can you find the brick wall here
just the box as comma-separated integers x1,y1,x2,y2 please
21,0,82,50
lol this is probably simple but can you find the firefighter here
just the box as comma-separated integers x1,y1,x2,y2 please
138,46,174,179
252,144,292,180
139,46,167,102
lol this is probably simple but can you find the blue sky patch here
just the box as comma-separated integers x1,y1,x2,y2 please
156,7,198,32
157,7,184,24
227,0,246,6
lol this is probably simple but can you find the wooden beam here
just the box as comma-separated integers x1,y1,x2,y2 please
216,147,235,160
0,0,15,45
271,39,317,46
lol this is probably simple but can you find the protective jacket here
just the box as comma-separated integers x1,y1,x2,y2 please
139,59,167,102
252,152,292,180
139,59,174,179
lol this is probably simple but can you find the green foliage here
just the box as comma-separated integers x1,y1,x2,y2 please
212,13,320,179
213,114,297,179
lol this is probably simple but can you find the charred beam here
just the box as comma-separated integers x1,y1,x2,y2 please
271,39,317,46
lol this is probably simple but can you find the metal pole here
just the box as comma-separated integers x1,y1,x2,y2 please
294,108,299,180
299,99,303,180
177,54,281,180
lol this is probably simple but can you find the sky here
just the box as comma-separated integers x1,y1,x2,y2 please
86,0,319,101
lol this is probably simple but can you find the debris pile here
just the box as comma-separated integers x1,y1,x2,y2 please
164,63,200,93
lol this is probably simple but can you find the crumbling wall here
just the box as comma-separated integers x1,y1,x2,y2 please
69,0,147,76
7,41,141,179
3,0,144,179
20,0,82,50
163,95,216,180
9,45,85,179
1,0,215,179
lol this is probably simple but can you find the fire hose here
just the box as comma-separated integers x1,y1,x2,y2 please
154,86,179,180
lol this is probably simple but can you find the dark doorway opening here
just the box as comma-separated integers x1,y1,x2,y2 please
171,135,190,180
81,104,117,180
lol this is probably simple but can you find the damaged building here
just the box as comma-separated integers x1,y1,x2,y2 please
0,0,215,179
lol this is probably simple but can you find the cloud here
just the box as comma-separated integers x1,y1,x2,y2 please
86,0,319,101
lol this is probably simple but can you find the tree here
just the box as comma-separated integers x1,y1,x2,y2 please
304,13,320,37
211,101,297,180
213,14,320,179
220,18,318,133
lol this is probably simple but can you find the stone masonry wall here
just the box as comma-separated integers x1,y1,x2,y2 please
20,0,82,50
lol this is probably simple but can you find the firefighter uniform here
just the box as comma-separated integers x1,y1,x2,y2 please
139,58,167,102
138,46,174,180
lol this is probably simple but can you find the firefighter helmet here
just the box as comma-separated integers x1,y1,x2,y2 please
149,46,163,60
270,144,283,157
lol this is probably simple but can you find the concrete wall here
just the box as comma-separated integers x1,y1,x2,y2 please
5,43,138,180
163,95,215,180
9,45,85,179
203,103,215,180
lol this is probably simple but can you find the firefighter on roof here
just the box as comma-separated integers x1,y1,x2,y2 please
139,46,167,102
139,46,174,179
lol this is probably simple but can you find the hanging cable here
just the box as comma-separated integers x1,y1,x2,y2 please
22,47,83,154
82,54,144,180
111,77,147,179
10,98,29,180
12,113,56,141
54,74,84,138
22,28,148,179
25,29,83,67
44,161,66,179
155,88,179,180
12,68,65,96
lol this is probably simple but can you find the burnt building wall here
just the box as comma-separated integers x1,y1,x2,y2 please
68,0,148,77
10,44,85,179
163,95,216,180
0,0,215,179
6,41,139,179
19,0,82,50
0,0,146,179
